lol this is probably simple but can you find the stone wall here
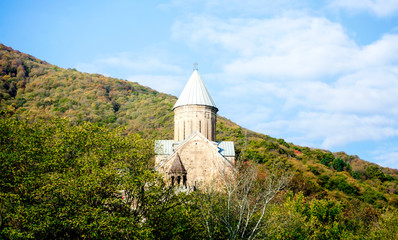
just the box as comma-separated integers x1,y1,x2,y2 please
155,154,168,166
158,135,234,188
173,105,217,142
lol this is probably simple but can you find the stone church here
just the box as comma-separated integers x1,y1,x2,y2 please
155,68,235,189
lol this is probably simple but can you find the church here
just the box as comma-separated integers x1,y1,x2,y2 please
154,68,235,189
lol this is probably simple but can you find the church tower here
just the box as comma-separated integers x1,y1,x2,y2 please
155,67,235,189
173,69,218,141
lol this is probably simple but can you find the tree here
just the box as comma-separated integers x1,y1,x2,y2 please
196,160,292,240
332,158,348,172
320,152,335,167
366,165,387,182
0,117,199,239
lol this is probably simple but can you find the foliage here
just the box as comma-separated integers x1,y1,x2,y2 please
369,207,398,240
269,192,362,239
0,117,202,239
362,187,387,206
320,152,335,167
366,165,387,181
332,158,350,172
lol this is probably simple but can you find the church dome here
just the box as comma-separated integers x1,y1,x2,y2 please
173,69,217,110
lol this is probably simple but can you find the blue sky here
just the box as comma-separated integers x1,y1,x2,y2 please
2,0,398,169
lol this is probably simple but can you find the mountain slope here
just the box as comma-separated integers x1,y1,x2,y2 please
1,43,398,210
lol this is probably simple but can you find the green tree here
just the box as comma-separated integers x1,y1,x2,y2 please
0,117,199,239
332,158,348,172
269,192,353,240
366,165,387,181
320,152,335,167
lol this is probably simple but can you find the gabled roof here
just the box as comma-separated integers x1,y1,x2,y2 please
168,153,186,174
155,138,236,159
173,70,217,110
155,131,235,171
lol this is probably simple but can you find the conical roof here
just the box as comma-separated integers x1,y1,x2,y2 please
173,69,217,110
168,153,186,174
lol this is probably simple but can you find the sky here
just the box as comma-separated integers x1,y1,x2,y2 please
1,0,398,169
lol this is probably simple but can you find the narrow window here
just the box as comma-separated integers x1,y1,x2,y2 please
199,120,201,133
213,119,216,140
207,121,209,139
183,175,187,187
177,176,181,185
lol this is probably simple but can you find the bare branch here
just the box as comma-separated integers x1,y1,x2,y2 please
198,160,292,239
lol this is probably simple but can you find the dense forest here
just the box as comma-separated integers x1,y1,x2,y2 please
1,43,398,239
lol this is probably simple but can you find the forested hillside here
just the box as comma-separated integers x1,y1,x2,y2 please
1,43,398,239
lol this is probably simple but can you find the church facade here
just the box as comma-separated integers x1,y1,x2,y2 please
155,69,235,189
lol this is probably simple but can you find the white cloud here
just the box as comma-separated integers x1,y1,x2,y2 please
285,67,398,115
174,16,398,78
329,0,398,17
219,67,398,149
258,112,398,149
214,66,398,150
